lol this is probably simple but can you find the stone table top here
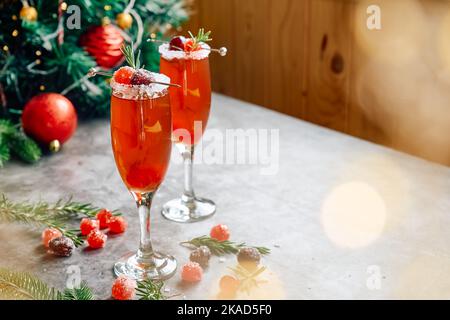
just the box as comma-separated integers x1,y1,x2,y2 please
1,93,450,300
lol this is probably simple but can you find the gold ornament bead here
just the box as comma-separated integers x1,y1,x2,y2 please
12,15,18,21
104,5,112,11
12,30,19,37
35,50,42,56
49,140,61,153
116,12,133,30
20,6,38,22
39,85,45,91
3,45,8,52
102,17,111,26
60,2,68,11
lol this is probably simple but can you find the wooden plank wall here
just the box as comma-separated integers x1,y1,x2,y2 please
185,0,450,166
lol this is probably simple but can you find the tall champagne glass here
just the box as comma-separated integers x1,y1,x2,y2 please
110,71,177,280
158,42,216,223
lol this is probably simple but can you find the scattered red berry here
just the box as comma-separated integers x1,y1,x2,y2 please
80,218,100,236
109,216,127,234
42,228,62,248
130,69,154,85
210,224,230,242
87,230,107,249
111,275,136,300
169,36,186,51
219,275,240,293
96,209,112,229
114,66,135,85
181,262,203,283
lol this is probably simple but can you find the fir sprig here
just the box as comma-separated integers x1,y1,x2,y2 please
188,28,212,50
59,282,94,300
121,44,141,70
0,268,94,300
136,279,166,300
0,119,41,166
0,194,122,247
181,236,270,256
0,268,59,300
228,265,267,295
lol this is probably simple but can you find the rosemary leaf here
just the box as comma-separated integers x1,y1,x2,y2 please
181,236,270,256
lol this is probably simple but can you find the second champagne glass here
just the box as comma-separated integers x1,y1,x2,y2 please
158,37,215,223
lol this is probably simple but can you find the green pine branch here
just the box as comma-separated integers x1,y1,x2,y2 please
0,268,94,300
0,268,59,300
136,279,166,300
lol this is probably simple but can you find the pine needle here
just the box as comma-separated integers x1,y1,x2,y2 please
59,282,94,300
136,279,166,300
0,194,122,247
181,236,271,256
0,268,59,300
121,43,141,70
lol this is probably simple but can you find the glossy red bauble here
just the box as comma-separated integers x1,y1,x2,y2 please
80,25,124,69
22,93,77,145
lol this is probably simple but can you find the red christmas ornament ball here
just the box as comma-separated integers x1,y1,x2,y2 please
22,93,77,146
80,24,124,69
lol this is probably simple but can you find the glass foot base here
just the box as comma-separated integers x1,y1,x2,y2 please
161,197,216,223
114,251,177,281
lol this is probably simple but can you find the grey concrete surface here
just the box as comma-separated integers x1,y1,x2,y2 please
1,93,449,300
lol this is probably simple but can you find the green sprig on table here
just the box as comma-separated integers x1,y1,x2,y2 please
181,236,271,256
136,279,167,300
0,268,94,300
0,194,122,247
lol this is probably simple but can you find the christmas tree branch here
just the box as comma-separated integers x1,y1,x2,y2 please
0,194,122,247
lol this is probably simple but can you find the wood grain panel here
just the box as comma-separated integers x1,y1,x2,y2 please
184,0,450,166
304,0,353,133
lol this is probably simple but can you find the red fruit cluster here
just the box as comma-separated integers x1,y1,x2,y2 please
78,209,128,250
181,262,203,283
169,36,202,53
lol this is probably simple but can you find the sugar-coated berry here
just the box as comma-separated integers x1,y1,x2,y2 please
219,275,240,293
189,246,211,268
184,38,196,52
210,224,230,242
237,247,261,271
111,275,136,300
42,228,62,248
169,36,186,51
109,216,127,234
80,218,100,236
49,236,74,257
181,262,203,283
114,66,135,85
96,209,112,229
130,69,154,86
87,230,107,249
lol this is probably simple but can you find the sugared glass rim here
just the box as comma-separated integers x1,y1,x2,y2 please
110,71,170,100
159,43,211,61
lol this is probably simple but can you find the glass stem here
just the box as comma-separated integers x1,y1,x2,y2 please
136,192,155,264
181,144,196,207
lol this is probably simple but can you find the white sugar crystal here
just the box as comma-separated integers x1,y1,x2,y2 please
110,70,170,100
219,257,226,263
159,43,211,61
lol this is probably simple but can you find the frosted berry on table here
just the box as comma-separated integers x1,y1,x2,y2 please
108,216,127,234
181,262,203,283
112,275,136,300
42,228,62,248
87,230,107,249
80,218,100,236
96,209,112,229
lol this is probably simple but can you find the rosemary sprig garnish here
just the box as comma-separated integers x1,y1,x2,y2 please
228,265,267,295
0,194,121,247
136,279,166,300
121,43,141,69
181,236,270,256
188,28,212,50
